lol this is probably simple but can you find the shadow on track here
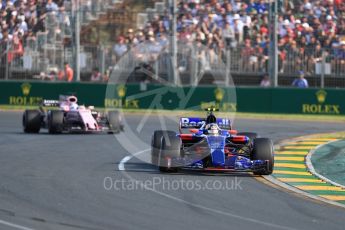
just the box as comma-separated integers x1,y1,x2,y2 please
117,162,258,178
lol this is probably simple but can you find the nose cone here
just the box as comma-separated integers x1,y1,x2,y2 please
79,110,98,130
207,136,226,166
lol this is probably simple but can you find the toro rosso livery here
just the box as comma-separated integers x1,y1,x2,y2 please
152,108,274,175
23,95,123,134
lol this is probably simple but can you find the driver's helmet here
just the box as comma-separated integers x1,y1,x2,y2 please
67,96,78,111
207,123,219,135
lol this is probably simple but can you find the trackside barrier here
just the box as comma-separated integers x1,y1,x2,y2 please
0,81,344,115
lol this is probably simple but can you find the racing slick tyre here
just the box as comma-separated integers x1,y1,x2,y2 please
238,132,258,144
158,133,181,173
23,110,41,133
107,111,122,134
151,130,176,166
48,110,64,134
251,138,274,175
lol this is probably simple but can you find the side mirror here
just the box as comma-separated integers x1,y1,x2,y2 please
189,129,199,134
228,130,238,135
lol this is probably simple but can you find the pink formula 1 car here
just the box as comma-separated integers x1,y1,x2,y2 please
23,95,123,134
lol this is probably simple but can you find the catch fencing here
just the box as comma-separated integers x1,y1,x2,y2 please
2,37,344,83
1,4,345,86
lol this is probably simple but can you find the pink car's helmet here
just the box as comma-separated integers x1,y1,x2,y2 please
67,96,78,111
67,96,78,104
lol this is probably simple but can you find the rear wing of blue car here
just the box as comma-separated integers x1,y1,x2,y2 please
179,117,232,131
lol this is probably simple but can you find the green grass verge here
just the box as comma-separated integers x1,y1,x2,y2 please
308,132,345,139
2,105,345,123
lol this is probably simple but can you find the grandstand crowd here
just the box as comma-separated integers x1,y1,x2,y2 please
115,0,345,77
1,0,345,84
0,0,66,72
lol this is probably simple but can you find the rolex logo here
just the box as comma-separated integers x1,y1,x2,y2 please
215,88,225,102
117,85,126,98
21,83,31,96
316,90,327,104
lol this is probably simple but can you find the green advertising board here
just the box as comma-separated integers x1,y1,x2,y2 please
0,81,106,107
0,81,344,115
236,87,344,115
104,84,237,111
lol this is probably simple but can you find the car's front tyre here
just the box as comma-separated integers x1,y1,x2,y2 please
107,111,122,134
23,110,41,133
251,138,274,175
158,132,181,173
48,111,64,134
151,130,176,166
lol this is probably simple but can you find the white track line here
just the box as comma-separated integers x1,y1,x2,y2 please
118,151,297,230
118,149,150,171
118,156,132,171
0,220,35,230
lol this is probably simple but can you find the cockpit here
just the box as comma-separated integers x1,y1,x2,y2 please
60,96,79,111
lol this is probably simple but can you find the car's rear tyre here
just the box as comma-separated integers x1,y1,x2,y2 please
48,111,64,134
23,110,41,133
251,138,274,175
151,130,176,165
158,133,181,173
108,111,122,134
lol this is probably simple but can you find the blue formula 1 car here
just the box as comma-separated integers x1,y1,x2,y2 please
151,108,274,175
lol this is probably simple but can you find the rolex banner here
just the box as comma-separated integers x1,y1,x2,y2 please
236,88,344,115
0,81,344,115
0,82,106,108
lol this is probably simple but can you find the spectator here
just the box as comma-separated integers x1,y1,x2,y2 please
241,39,255,71
113,36,128,62
260,74,271,87
292,71,309,88
18,15,28,33
64,62,74,82
223,22,235,48
102,70,110,82
7,35,24,64
46,0,59,12
47,68,58,81
232,14,244,44
255,0,269,14
57,69,65,81
90,67,102,82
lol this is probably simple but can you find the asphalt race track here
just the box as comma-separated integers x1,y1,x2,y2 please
1,111,345,230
